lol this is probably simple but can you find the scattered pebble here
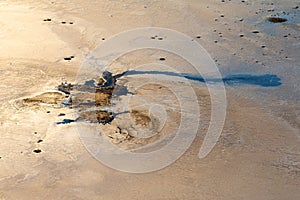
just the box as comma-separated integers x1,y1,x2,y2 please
59,21,73,25
64,56,75,61
267,17,287,23
33,149,42,154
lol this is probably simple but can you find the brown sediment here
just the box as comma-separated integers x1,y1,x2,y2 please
22,92,66,106
130,110,151,127
94,92,111,106
95,87,114,106
58,71,122,124
97,77,105,86
77,110,114,124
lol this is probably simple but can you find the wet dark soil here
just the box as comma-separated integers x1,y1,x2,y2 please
56,71,127,125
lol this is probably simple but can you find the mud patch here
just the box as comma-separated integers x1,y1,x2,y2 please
19,92,66,109
77,110,114,124
95,92,111,106
131,110,151,127
16,70,184,150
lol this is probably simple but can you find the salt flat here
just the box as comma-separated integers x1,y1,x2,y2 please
0,0,299,199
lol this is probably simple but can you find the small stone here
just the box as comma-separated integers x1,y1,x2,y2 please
33,149,42,154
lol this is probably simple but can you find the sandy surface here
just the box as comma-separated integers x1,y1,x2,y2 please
0,0,299,199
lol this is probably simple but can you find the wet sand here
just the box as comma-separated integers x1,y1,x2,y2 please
0,0,299,199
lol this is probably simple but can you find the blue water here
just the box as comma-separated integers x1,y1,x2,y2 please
120,70,281,87
56,119,76,125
